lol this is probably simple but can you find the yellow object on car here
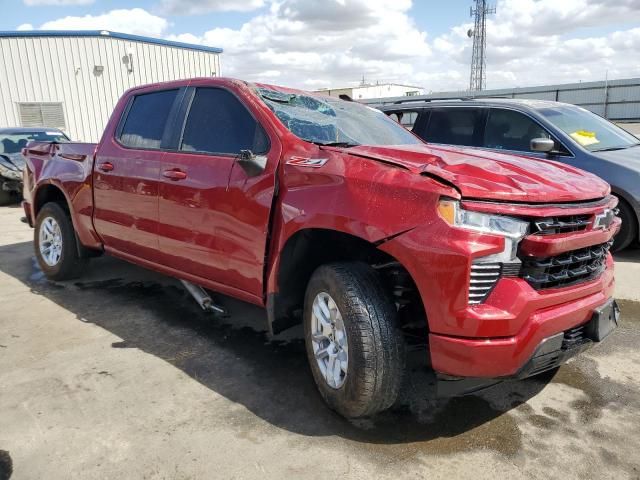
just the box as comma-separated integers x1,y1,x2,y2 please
570,130,600,147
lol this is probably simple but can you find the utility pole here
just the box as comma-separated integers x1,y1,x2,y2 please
468,0,496,92
603,69,610,119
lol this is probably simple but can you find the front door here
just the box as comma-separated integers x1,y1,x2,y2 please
158,86,276,298
482,108,569,159
93,88,182,262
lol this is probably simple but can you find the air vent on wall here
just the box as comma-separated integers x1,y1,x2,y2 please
18,102,66,130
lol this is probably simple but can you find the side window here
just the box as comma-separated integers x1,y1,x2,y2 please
119,89,179,149
387,112,402,123
180,88,269,155
424,108,482,147
484,109,551,152
386,110,419,130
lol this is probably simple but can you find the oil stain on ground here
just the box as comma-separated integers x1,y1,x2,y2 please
618,299,640,326
0,450,12,480
551,358,640,423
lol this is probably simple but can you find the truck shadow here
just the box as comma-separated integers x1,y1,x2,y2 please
614,247,640,264
0,240,553,452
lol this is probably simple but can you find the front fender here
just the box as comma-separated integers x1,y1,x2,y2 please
265,151,458,301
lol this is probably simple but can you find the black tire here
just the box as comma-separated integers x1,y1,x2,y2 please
303,262,405,418
34,202,86,280
0,189,12,206
612,198,638,253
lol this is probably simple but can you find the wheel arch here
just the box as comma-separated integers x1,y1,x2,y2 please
266,227,425,336
611,187,640,241
33,182,70,218
33,182,99,258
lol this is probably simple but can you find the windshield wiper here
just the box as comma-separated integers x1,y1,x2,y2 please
592,144,638,152
313,141,360,148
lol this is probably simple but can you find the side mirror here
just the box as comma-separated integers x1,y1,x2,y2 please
237,150,267,177
530,137,555,153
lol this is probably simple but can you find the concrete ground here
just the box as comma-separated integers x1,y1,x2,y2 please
0,205,639,480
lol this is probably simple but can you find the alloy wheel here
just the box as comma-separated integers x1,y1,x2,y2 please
310,292,349,389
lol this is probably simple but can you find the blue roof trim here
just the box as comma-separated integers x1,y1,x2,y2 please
0,30,223,54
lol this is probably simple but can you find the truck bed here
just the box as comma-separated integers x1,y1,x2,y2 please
23,141,99,249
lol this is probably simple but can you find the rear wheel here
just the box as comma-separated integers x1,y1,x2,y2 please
34,202,86,280
304,262,405,418
612,198,638,252
0,189,12,206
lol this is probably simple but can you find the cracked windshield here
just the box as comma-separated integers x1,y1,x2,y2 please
256,87,422,147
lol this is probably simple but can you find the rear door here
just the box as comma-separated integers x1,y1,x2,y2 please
385,109,427,133
93,88,183,261
414,107,486,147
157,86,276,298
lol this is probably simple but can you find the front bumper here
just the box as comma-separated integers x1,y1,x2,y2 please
429,244,615,378
428,258,615,378
437,298,620,396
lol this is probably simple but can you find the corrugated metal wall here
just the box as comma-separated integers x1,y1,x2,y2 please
0,35,221,142
364,78,640,122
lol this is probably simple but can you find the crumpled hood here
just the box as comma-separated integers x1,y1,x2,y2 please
0,153,26,171
346,143,610,203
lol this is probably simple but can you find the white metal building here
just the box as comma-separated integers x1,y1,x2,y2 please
314,83,424,101
0,30,222,142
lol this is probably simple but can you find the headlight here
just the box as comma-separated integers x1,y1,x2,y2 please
438,199,529,263
0,160,22,181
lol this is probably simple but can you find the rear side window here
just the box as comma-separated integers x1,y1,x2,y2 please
119,89,179,149
386,110,419,130
485,109,551,152
180,88,268,155
424,108,482,147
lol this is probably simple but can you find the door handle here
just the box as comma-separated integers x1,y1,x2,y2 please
98,162,114,172
163,169,187,181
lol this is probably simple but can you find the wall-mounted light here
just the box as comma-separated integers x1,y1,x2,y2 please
93,65,104,76
122,48,134,74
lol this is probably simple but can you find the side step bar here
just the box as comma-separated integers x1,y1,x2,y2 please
180,280,227,316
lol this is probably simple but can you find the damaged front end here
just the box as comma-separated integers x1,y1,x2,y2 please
0,154,24,199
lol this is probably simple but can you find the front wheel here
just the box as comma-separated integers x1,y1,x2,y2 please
612,198,638,252
34,202,86,280
304,262,405,418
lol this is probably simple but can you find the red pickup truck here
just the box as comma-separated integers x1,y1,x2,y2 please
22,78,621,418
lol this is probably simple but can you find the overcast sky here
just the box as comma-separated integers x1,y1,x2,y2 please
4,0,640,91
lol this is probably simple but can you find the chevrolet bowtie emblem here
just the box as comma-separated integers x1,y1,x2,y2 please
593,209,615,230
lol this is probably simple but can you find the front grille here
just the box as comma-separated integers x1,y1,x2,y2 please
531,214,592,235
520,241,612,290
469,263,501,304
